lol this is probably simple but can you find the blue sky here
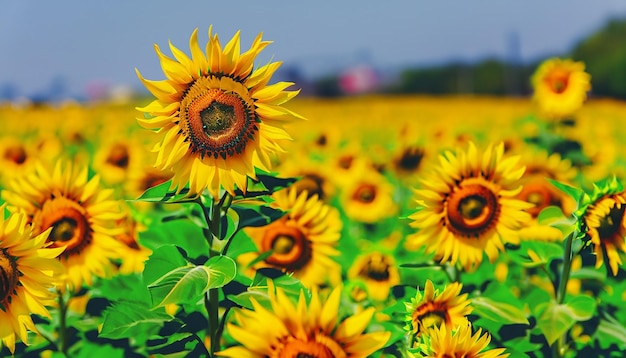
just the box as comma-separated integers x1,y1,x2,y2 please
1,1,626,98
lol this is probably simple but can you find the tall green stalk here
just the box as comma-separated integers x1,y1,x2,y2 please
197,193,231,356
552,231,575,358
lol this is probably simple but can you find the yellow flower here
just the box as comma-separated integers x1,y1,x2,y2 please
347,251,400,302
218,283,391,357
241,187,342,288
531,57,591,120
2,160,125,291
407,142,532,271
336,157,397,224
417,323,508,358
405,280,472,339
582,191,626,276
136,27,303,199
0,207,64,354
113,211,152,275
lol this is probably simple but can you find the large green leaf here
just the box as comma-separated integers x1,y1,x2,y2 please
143,245,189,288
148,256,237,307
231,204,286,228
139,220,209,260
99,301,174,340
535,295,595,345
471,296,529,325
548,179,584,204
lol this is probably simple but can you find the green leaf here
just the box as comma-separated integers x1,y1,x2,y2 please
231,204,286,228
204,255,238,287
535,300,574,345
507,240,563,268
534,296,596,346
594,315,626,349
569,267,606,281
139,220,209,260
133,180,193,203
143,245,189,288
100,301,174,340
471,296,529,325
537,206,566,224
148,256,237,307
234,173,297,198
548,179,584,204
564,294,596,321
221,209,239,241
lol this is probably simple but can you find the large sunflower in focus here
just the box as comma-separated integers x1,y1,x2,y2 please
241,187,342,288
0,208,63,354
136,27,303,199
2,161,125,291
579,176,626,276
416,323,508,358
218,283,390,357
531,57,591,120
407,142,532,271
405,280,472,340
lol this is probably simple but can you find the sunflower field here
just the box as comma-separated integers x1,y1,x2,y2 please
1,27,626,358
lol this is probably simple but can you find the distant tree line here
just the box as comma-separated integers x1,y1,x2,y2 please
312,17,626,99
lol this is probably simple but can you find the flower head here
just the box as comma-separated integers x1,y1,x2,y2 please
579,176,626,276
136,27,303,198
531,58,591,120
2,160,125,291
407,142,532,271
241,187,342,288
405,280,472,338
218,283,390,357
0,207,64,353
416,323,508,358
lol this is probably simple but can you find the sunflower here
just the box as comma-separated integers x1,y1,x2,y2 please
136,27,303,199
404,280,472,340
407,142,532,271
416,323,508,358
218,282,391,357
240,187,342,288
1,160,126,291
0,207,64,354
347,251,400,302
579,177,626,276
0,136,38,187
515,147,577,218
531,57,591,120
336,157,398,224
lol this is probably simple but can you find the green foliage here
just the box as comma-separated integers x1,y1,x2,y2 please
99,301,175,340
534,295,596,345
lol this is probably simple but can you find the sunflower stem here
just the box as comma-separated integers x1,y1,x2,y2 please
552,231,575,358
57,290,69,356
198,192,232,356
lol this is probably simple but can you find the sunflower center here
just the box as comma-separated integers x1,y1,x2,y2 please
419,311,446,330
597,203,625,240
359,253,391,281
181,76,257,160
4,145,27,164
277,334,346,358
397,146,424,171
262,222,312,271
353,184,377,204
272,235,295,254
106,143,129,169
446,183,499,238
412,302,449,334
50,218,78,242
545,71,570,94
517,180,562,217
0,249,18,304
292,174,326,200
35,197,92,256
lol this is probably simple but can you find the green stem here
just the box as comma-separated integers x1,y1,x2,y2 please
197,193,232,356
557,232,575,304
552,231,576,358
58,291,69,356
